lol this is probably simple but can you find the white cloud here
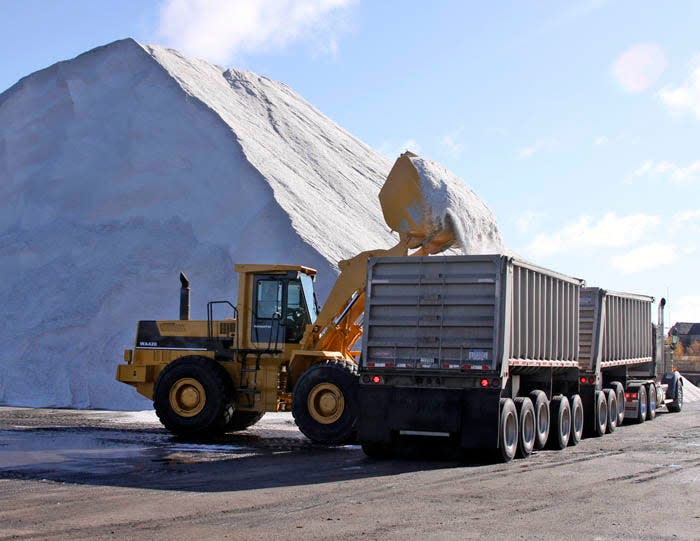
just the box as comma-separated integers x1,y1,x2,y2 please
515,211,543,234
631,160,700,184
527,212,660,257
659,63,700,120
157,0,353,64
594,135,609,146
612,43,667,93
518,138,556,159
441,127,465,157
669,295,700,323
611,242,676,274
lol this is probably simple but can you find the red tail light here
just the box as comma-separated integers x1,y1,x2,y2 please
624,392,630,400
491,378,500,388
480,378,489,388
580,376,587,384
588,376,595,384
372,375,383,384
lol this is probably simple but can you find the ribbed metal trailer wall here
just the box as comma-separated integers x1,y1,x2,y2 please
508,261,581,366
362,255,583,372
578,287,653,372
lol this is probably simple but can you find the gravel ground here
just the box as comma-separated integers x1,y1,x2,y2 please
0,404,699,540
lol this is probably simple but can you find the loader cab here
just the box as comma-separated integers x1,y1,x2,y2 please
235,264,319,349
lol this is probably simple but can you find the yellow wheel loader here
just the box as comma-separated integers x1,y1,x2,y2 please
116,153,459,443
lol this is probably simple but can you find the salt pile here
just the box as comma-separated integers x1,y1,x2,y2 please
411,155,503,253
0,39,503,410
680,376,700,402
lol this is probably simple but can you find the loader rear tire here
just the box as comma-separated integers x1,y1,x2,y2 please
292,360,358,444
529,390,550,450
225,411,265,432
154,356,233,437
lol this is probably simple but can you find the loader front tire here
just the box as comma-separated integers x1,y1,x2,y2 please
292,360,358,444
154,356,232,437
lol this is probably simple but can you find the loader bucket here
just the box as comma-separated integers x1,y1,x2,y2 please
379,152,457,254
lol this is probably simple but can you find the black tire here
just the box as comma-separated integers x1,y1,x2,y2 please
154,356,233,437
292,360,358,444
669,380,683,413
499,398,519,463
604,388,617,433
514,397,536,458
636,385,647,423
609,381,625,425
593,390,607,437
529,390,550,450
361,442,392,459
225,411,265,432
569,394,584,446
646,383,657,420
548,395,571,450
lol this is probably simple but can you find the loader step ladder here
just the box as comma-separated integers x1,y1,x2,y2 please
235,348,282,408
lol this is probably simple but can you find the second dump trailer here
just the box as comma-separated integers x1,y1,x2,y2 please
357,254,683,461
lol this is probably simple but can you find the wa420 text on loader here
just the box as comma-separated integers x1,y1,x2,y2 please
116,153,462,443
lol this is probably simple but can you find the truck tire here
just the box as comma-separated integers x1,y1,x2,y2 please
569,394,584,446
514,397,536,458
636,385,647,423
668,379,683,413
604,388,617,433
593,390,607,437
154,356,233,437
529,390,550,450
646,383,657,420
609,381,625,425
548,395,571,450
292,360,358,444
224,411,265,432
498,398,519,462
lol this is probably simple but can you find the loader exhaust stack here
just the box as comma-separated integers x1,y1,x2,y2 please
179,272,190,321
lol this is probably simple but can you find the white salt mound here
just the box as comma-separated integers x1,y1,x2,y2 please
0,39,505,410
410,155,504,253
680,376,700,402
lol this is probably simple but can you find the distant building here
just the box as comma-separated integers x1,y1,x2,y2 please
669,322,700,347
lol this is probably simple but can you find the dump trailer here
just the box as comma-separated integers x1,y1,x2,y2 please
115,153,479,443
358,254,684,461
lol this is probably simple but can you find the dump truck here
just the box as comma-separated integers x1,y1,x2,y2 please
357,255,684,461
115,153,480,443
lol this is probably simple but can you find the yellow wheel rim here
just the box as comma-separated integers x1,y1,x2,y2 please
307,382,345,425
169,377,206,417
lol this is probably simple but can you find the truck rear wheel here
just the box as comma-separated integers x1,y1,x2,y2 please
514,397,535,458
604,389,617,433
292,360,358,444
668,380,683,412
225,411,265,432
529,390,550,450
499,398,518,462
548,395,571,450
154,356,233,437
636,385,647,423
646,383,657,420
609,381,625,425
569,394,584,446
593,390,607,437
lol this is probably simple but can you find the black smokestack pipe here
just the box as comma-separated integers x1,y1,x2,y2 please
180,272,190,321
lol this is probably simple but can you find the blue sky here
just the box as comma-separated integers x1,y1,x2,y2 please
2,0,699,325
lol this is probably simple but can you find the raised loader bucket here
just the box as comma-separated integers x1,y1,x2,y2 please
379,151,504,255
379,152,457,254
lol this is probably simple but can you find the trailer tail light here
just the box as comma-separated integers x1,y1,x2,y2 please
588,376,595,384
371,375,383,385
626,392,638,400
580,376,587,384
491,378,500,388
480,378,489,388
